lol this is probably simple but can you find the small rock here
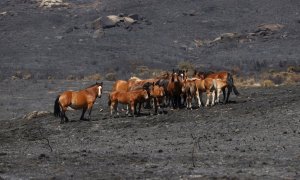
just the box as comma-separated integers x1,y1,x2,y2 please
23,111,51,120
92,29,104,38
128,14,139,21
55,36,63,40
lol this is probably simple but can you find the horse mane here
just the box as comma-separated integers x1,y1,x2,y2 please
86,82,102,89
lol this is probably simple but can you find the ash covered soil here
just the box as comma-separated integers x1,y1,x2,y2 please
0,0,300,179
0,80,300,179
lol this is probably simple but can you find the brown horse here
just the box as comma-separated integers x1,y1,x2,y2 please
149,83,165,114
213,78,228,104
181,79,200,109
54,82,103,123
193,78,216,106
194,71,239,103
166,70,183,108
108,89,149,117
112,80,128,92
127,77,159,91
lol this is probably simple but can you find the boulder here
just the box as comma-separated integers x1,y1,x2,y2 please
92,15,123,29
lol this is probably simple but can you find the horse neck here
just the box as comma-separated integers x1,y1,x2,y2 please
86,86,98,97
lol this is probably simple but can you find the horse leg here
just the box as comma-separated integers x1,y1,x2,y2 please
211,90,216,106
80,107,87,120
216,89,221,104
60,106,68,124
130,102,135,117
195,91,201,108
222,88,226,103
205,91,211,107
60,110,65,124
225,86,232,103
87,103,93,120
138,102,142,115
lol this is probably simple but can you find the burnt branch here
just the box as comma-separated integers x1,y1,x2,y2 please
38,129,53,152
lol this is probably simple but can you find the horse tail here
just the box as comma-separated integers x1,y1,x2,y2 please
227,73,240,96
54,95,61,117
212,79,217,90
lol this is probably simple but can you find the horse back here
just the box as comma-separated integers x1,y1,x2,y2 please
215,79,228,89
110,91,130,104
206,71,228,80
113,80,128,92
151,85,165,97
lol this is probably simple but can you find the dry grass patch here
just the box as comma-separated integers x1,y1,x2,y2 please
84,73,101,81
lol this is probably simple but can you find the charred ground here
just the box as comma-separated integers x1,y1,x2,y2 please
0,0,300,179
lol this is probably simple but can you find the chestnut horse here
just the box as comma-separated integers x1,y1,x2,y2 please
193,78,216,106
54,82,103,123
112,80,128,92
213,78,229,104
181,79,200,109
108,89,149,117
149,83,165,114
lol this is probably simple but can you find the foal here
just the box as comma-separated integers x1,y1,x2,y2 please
108,89,149,116
181,79,200,109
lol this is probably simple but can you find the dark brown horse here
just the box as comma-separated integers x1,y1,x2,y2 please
166,70,182,109
54,82,103,123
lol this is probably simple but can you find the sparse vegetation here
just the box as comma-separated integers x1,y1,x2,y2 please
178,61,194,72
84,73,102,81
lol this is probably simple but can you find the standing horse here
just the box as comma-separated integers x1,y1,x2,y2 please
181,78,201,109
54,82,103,123
193,78,216,106
167,70,182,109
194,70,239,103
108,89,149,117
206,71,239,103
112,80,128,92
148,83,165,114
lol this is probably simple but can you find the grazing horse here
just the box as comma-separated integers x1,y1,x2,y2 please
167,70,182,109
54,82,103,123
108,89,149,116
181,79,200,109
193,78,216,106
194,71,239,103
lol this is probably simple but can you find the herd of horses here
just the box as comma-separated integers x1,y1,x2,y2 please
54,70,240,123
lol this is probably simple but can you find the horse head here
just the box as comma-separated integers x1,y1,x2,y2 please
96,82,103,98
